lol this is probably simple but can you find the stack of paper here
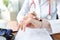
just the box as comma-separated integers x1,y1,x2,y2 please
15,28,52,40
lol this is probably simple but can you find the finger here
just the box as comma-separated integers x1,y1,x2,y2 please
23,18,31,31
22,21,28,31
22,22,27,31
28,11,36,16
23,25,26,32
32,12,36,16
17,24,21,30
20,18,28,31
21,20,26,31
21,22,24,30
18,23,24,31
21,26,23,30
19,21,23,30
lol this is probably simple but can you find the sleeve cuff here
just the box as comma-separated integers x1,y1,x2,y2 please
48,20,60,34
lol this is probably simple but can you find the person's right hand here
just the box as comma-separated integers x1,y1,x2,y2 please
18,11,38,31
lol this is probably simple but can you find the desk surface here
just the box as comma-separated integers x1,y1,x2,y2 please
52,33,60,40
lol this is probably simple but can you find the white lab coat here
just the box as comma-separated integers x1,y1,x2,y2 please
17,0,57,22
15,0,60,40
17,0,60,34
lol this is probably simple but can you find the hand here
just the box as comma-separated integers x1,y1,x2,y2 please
18,11,37,31
19,18,35,31
41,19,52,32
21,18,42,30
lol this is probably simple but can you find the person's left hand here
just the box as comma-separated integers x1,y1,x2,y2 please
41,19,52,32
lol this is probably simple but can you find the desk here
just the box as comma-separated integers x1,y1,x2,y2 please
52,33,60,40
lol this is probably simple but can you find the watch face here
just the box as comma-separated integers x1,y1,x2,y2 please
0,36,6,40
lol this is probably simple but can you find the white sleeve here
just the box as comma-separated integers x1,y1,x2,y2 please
17,0,29,23
48,2,60,34
48,19,60,34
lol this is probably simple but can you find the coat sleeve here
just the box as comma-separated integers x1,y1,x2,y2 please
17,0,29,23
48,19,60,34
48,0,60,34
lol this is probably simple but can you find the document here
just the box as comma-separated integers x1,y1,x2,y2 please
15,28,52,40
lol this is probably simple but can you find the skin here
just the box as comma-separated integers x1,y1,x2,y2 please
18,11,39,31
18,11,52,32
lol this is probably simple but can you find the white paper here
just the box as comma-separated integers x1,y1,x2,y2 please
15,28,52,40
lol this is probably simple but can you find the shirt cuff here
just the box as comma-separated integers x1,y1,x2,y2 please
48,20,60,34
